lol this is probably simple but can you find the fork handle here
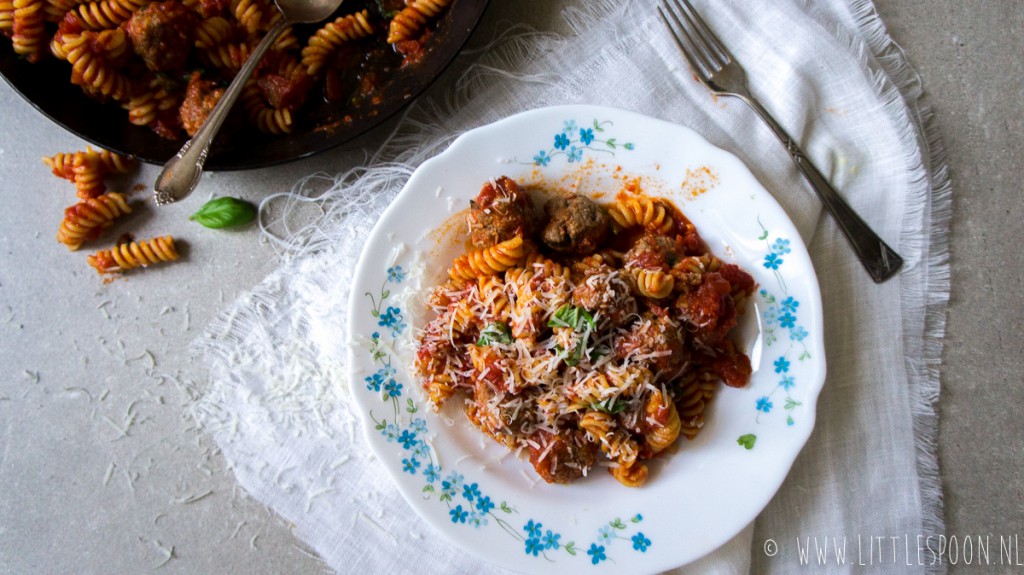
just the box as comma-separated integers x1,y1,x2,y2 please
741,97,903,283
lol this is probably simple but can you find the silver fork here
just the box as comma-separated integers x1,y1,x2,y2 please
659,0,903,283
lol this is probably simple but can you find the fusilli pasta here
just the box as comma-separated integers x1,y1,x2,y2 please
386,0,449,43
300,9,372,75
1,0,16,35
72,0,144,30
2,0,457,141
415,176,758,487
56,191,131,250
43,146,138,198
11,0,45,62
86,235,179,273
607,195,675,234
630,267,675,299
448,235,525,281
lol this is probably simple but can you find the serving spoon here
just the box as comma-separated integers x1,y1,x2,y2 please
153,0,345,206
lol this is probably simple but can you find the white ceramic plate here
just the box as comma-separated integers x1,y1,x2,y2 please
347,105,825,574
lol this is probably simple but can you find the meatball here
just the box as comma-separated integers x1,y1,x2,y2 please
541,194,610,254
624,233,685,271
614,310,688,375
466,176,532,247
125,1,196,72
676,270,745,346
571,266,637,326
527,430,598,484
258,72,313,110
179,72,224,136
468,377,537,446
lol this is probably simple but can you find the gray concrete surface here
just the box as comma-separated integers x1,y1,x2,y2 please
874,0,1024,551
0,1,1020,573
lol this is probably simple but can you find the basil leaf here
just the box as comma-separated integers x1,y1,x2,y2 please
477,322,513,346
589,344,611,363
555,344,580,367
590,399,626,414
190,197,257,229
548,304,595,331
555,339,588,367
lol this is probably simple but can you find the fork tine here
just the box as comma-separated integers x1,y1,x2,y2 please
657,5,709,77
674,0,731,65
658,2,716,77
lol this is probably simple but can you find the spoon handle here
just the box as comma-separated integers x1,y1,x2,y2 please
153,17,290,206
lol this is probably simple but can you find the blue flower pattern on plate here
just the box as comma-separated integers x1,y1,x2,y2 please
363,265,650,564
632,532,651,552
743,221,811,434
524,118,636,166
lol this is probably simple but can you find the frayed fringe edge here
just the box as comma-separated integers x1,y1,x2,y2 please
822,2,951,573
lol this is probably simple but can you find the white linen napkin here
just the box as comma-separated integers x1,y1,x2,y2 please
191,0,950,573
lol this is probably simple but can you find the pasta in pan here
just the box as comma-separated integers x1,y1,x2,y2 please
415,176,757,487
1,0,455,139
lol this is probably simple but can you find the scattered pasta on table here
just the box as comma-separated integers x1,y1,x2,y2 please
87,234,179,273
56,190,132,250
42,145,180,277
415,176,758,487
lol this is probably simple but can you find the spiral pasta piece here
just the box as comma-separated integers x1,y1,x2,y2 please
448,296,479,334
49,28,73,58
127,81,179,130
12,0,46,62
579,411,638,464
671,253,722,289
271,25,297,52
42,152,77,181
56,191,131,250
579,410,648,487
610,460,648,487
193,16,233,49
240,80,292,134
71,0,144,30
477,274,510,322
630,267,674,299
95,147,135,173
201,40,252,73
522,250,568,279
72,149,105,198
87,235,178,273
1,0,15,34
423,373,456,408
569,371,616,407
607,196,675,234
64,33,131,101
231,0,267,35
602,364,651,399
644,389,682,453
448,235,524,281
387,0,449,43
42,0,85,21
301,9,372,75
676,371,717,440
44,147,137,198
